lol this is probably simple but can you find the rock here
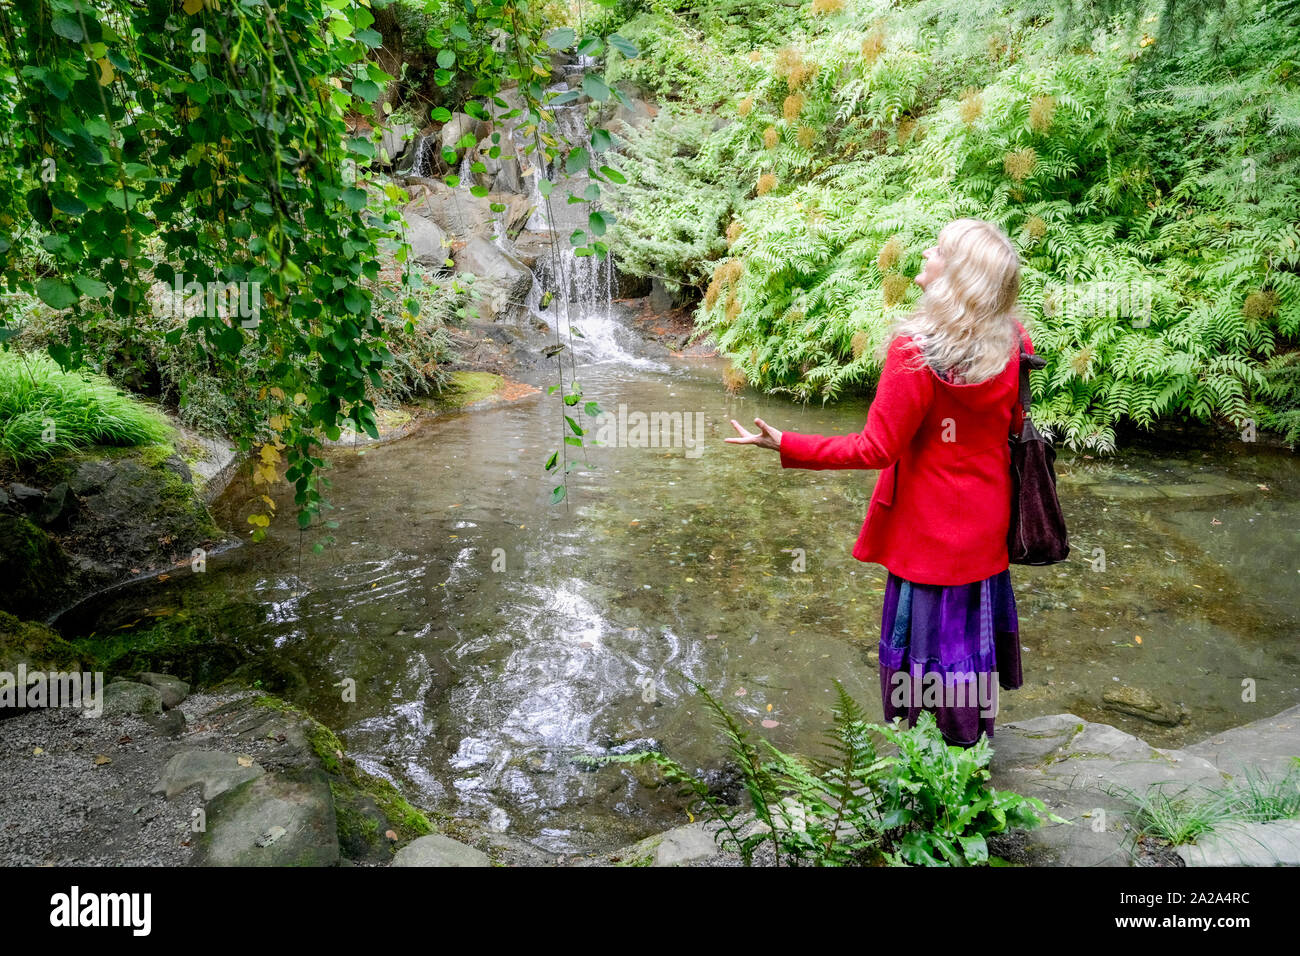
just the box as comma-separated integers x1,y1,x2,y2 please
391,833,491,867
612,822,723,867
401,212,449,267
144,709,187,738
154,749,265,800
378,123,414,166
988,713,1227,867
1102,685,1188,726
100,680,164,718
67,460,114,495
0,515,73,619
1177,821,1300,866
440,112,486,156
134,672,190,709
196,769,338,867
1184,703,1300,779
0,610,85,676
649,277,677,313
37,482,73,527
454,236,534,315
9,483,44,508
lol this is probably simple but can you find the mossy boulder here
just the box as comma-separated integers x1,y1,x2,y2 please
0,610,87,673
0,515,74,619
2,442,225,618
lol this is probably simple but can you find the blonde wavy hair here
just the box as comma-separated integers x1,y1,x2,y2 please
887,218,1023,384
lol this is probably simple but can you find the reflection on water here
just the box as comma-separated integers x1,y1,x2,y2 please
68,346,1300,854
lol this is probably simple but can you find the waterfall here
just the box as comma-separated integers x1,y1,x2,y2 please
528,246,659,368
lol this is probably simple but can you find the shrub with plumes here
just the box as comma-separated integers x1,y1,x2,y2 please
896,116,916,144
883,272,911,307
756,172,777,195
722,364,748,393
738,95,755,117
1070,346,1096,378
987,34,1007,61
862,27,886,64
797,124,817,149
1029,95,1056,132
1003,147,1037,182
726,220,744,245
704,279,721,311
811,0,844,15
775,46,817,89
1025,215,1048,240
726,290,743,320
959,87,983,125
748,50,763,62
876,235,902,272
763,126,780,149
851,330,871,359
783,92,805,121
1244,289,1280,321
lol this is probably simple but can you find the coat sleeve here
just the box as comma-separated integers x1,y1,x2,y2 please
778,336,935,471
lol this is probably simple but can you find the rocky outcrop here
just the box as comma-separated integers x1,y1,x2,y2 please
0,442,226,621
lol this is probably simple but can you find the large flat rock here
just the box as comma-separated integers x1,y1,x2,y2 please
1184,704,1300,780
196,768,338,867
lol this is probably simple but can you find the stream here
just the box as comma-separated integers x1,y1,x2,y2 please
60,290,1300,855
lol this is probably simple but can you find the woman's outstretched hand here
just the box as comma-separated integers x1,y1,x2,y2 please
726,417,783,451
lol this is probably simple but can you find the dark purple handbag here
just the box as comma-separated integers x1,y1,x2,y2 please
1007,349,1070,565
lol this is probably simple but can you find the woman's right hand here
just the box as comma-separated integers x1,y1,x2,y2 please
726,417,783,451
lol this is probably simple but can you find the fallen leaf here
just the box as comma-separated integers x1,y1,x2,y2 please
236,755,254,768
735,687,746,696
761,719,780,729
385,830,398,841
33,747,43,756
94,754,111,766
766,703,773,712
1134,636,1143,645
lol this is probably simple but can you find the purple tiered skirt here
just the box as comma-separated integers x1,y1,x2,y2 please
877,569,1022,747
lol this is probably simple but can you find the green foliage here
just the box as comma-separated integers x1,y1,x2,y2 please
590,678,1058,866
0,350,171,462
605,0,1300,450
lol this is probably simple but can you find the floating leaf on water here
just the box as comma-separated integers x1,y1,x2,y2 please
735,687,746,696
761,719,780,729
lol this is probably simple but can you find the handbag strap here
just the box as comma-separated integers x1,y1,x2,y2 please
1012,329,1047,436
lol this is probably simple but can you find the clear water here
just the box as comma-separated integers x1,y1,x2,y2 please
68,315,1300,854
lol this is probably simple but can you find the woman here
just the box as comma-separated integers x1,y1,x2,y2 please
726,218,1033,748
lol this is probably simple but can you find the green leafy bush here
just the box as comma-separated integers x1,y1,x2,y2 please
606,0,1300,450
591,678,1060,866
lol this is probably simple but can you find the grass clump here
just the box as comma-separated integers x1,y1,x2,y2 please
0,350,171,463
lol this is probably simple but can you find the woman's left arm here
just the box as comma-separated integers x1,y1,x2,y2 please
775,336,936,471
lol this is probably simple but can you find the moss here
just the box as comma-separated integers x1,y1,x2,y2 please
252,695,434,842
0,610,88,672
0,515,72,618
435,371,504,409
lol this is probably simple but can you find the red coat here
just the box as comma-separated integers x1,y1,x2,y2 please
778,325,1033,586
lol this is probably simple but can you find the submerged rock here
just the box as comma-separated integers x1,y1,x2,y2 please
1102,685,1188,726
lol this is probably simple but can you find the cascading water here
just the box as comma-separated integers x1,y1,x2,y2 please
527,245,662,369
517,76,662,369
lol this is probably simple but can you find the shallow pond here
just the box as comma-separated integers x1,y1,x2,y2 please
67,317,1300,854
